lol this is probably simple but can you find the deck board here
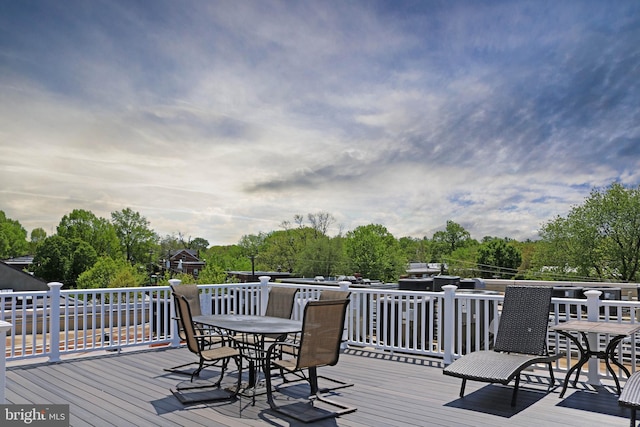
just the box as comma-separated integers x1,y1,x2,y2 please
4,345,634,426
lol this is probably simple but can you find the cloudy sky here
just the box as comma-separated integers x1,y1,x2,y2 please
1,1,639,246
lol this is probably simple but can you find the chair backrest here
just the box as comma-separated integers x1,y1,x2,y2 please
170,284,202,316
318,290,351,301
265,287,299,318
296,299,350,369
172,293,201,356
493,286,552,356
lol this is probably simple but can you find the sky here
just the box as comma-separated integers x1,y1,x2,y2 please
1,1,639,246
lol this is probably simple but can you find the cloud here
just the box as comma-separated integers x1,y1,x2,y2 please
1,1,639,245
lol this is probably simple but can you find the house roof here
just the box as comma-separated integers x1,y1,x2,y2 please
0,260,48,291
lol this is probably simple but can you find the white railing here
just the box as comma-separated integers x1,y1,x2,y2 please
2,278,640,391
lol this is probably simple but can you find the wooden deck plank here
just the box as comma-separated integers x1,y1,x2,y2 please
4,345,635,427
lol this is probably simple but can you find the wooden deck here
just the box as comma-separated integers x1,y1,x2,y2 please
4,345,634,427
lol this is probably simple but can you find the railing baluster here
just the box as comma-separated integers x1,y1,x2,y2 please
48,282,62,362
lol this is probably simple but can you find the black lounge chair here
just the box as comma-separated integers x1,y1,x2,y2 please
170,293,242,404
443,285,561,406
264,299,356,423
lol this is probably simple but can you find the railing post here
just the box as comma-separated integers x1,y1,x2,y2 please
48,282,63,363
168,279,181,347
442,285,457,365
0,320,12,403
338,281,351,351
585,289,602,385
259,276,271,316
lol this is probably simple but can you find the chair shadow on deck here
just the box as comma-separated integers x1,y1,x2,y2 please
557,385,628,420
444,373,561,417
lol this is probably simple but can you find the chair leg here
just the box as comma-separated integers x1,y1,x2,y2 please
459,378,467,398
547,362,555,386
191,358,205,382
308,367,320,395
265,357,278,410
164,361,200,376
631,408,636,427
172,354,243,403
511,376,521,407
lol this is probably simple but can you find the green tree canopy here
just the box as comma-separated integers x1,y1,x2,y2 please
29,227,47,254
111,208,158,264
295,235,345,278
68,239,98,285
431,220,475,261
76,256,147,289
539,182,640,282
476,238,522,279
0,211,29,258
204,245,252,272
57,209,120,258
344,224,405,282
32,236,98,286
189,237,210,252
32,235,71,283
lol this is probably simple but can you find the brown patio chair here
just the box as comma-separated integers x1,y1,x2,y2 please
170,293,242,404
242,286,299,343
318,289,351,301
265,286,299,318
165,284,222,375
303,289,353,391
443,285,562,407
264,299,356,423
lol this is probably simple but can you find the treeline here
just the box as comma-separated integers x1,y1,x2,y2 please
2,181,640,287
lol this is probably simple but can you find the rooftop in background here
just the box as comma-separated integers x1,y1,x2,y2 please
0,260,47,291
227,271,292,283
406,262,446,277
2,255,34,271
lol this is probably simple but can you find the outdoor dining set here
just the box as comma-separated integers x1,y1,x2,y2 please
165,283,356,423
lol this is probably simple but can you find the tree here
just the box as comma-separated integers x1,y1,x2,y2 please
196,262,228,285
539,182,640,282
68,239,98,285
307,211,335,237
111,208,158,264
261,227,317,273
431,220,474,261
29,227,47,254
189,237,209,252
344,224,405,282
446,244,480,277
76,256,146,289
476,238,522,279
398,236,431,263
32,235,71,283
57,209,120,258
204,245,252,272
32,235,100,286
0,211,29,258
238,233,266,279
295,235,345,278
259,212,340,275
